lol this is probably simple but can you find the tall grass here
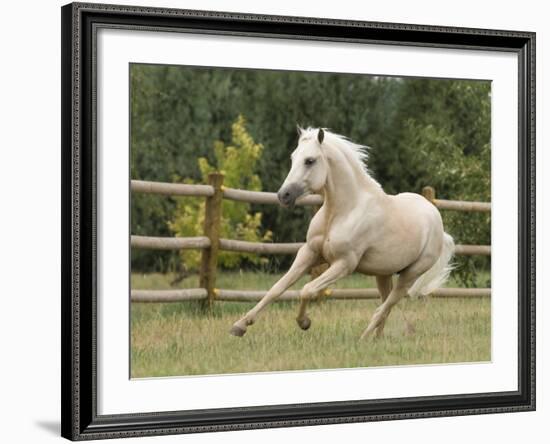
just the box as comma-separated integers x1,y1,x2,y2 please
131,272,491,378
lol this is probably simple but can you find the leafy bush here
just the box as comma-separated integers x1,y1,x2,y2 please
168,116,272,270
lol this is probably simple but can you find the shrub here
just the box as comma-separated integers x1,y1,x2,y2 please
169,116,272,270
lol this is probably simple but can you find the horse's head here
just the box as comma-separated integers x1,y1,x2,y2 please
277,127,328,208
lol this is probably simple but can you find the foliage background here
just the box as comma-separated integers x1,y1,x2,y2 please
130,64,491,285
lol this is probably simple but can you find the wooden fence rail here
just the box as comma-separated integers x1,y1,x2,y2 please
421,186,491,212
131,235,211,250
130,235,490,257
130,176,491,304
222,187,323,206
132,288,208,302
219,239,304,255
131,179,214,197
130,287,491,303
454,245,491,256
131,180,491,212
433,199,491,212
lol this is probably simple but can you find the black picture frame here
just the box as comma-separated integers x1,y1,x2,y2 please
61,2,536,440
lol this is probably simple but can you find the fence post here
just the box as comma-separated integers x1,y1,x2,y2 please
422,186,436,204
199,172,224,310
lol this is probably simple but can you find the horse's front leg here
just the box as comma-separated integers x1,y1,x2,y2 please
230,245,318,337
296,258,355,330
373,275,393,337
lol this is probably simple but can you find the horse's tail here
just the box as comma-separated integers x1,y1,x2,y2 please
408,232,455,298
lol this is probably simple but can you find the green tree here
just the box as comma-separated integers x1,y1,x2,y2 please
396,81,491,286
168,116,272,270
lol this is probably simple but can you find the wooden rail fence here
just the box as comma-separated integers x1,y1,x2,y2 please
130,175,491,304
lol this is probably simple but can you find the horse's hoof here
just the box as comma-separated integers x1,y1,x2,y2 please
296,316,311,331
230,324,247,337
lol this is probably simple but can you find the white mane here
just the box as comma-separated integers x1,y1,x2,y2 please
298,127,380,186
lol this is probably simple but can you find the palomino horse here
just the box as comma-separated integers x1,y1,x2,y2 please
230,127,454,339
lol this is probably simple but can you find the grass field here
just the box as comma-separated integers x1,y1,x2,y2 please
130,271,491,378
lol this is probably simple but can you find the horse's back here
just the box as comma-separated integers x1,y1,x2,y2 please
392,192,442,224
391,192,445,252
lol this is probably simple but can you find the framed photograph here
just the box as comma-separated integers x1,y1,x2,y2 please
61,2,535,440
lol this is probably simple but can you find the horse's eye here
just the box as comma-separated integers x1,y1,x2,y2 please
304,157,316,166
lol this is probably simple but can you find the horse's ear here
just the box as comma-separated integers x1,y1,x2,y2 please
317,128,325,145
296,125,304,137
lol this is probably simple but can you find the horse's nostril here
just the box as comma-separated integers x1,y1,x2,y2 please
278,190,289,201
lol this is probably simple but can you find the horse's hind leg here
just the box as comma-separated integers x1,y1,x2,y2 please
373,275,393,337
360,278,409,340
361,259,432,340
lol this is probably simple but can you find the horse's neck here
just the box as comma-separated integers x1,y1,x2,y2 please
322,148,385,215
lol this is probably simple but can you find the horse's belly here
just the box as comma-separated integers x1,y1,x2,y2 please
356,245,417,275
356,258,402,276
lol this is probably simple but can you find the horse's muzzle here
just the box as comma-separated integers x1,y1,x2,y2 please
277,183,304,208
